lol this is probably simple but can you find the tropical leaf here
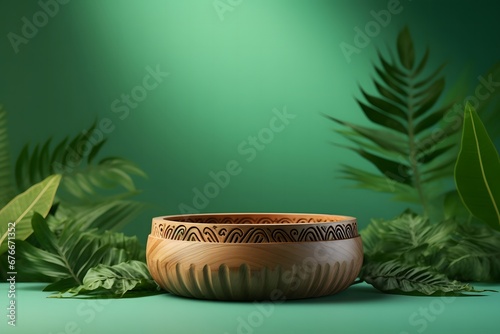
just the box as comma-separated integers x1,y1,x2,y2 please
325,115,407,154
360,210,500,291
361,260,488,296
49,261,160,298
54,199,147,232
356,101,407,134
361,211,438,265
14,122,98,192
97,231,146,262
325,26,456,216
0,174,61,254
57,158,147,205
14,121,146,204
431,220,500,281
0,106,15,207
17,213,111,284
17,213,148,287
338,166,416,200
352,148,412,186
455,103,500,230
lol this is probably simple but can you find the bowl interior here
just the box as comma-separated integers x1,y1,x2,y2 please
162,213,353,224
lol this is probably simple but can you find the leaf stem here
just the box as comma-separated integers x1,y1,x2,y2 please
61,254,83,286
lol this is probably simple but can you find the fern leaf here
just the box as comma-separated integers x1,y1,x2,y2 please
325,26,459,213
13,121,146,204
18,213,148,287
362,260,486,296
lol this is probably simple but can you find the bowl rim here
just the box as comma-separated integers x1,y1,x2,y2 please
152,212,356,226
151,213,358,243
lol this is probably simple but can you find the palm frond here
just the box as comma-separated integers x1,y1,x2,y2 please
361,260,485,296
325,26,460,215
361,211,435,263
14,120,146,204
431,220,500,281
54,199,147,233
17,213,147,285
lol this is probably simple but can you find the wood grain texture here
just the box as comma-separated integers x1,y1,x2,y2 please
146,236,363,300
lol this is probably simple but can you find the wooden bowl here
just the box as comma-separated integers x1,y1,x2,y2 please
146,213,363,300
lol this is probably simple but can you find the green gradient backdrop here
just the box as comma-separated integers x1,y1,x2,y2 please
0,0,499,242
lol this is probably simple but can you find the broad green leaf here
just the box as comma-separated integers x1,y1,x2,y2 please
362,260,487,296
0,174,61,254
455,103,500,230
397,26,415,70
50,261,161,298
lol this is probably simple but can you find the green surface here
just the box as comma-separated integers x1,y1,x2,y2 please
1,282,499,334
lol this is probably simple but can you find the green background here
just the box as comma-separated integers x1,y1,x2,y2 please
1,0,499,242
1,1,500,334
